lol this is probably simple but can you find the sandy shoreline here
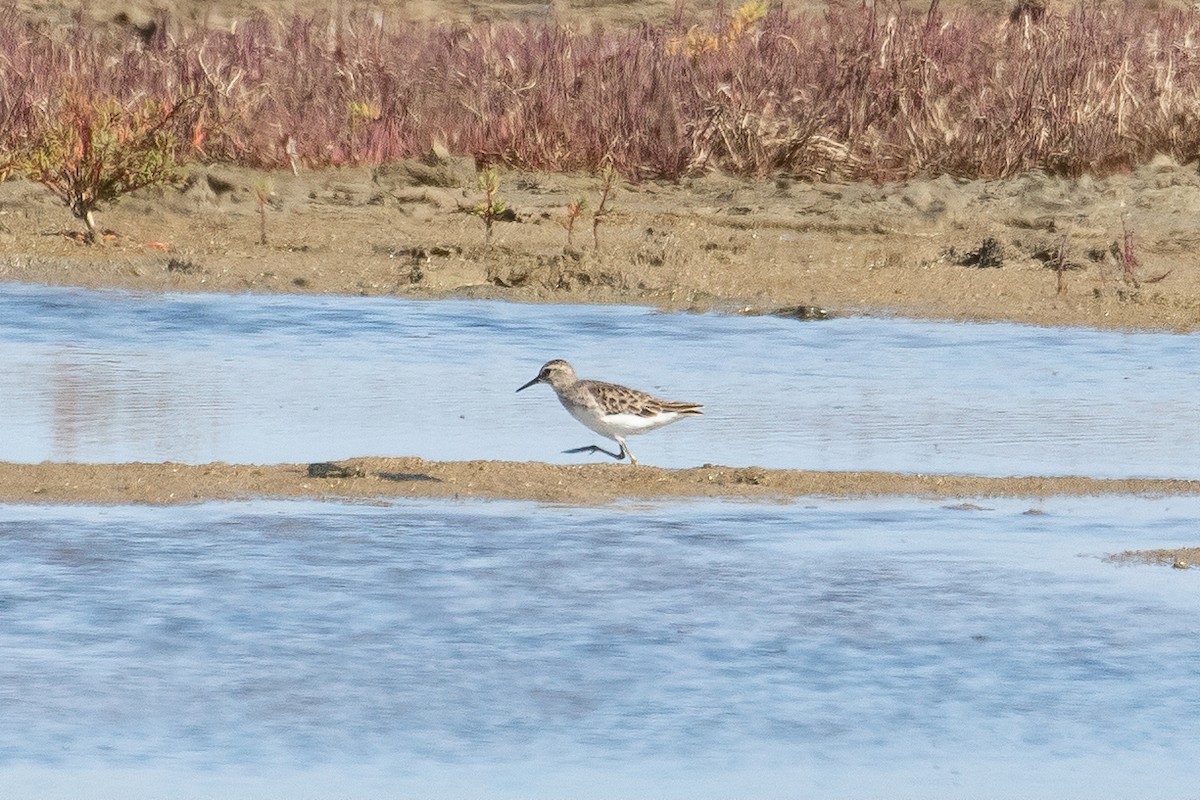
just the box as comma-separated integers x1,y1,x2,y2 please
4,458,1199,506
7,458,1192,565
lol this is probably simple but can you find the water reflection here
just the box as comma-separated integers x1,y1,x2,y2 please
0,497,1198,798
1,283,1197,477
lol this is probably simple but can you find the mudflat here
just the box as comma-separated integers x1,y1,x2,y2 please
3,157,1198,331
2,459,1199,506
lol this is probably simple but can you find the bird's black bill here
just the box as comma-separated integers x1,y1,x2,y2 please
516,376,541,393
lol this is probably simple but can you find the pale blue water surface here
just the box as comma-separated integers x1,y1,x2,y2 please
1,283,1197,478
1,497,1199,799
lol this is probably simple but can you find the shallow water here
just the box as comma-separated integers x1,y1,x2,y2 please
1,497,1198,799
1,282,1198,477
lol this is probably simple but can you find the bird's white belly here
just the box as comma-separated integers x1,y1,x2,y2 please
564,401,678,438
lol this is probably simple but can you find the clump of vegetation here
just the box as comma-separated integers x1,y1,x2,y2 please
18,92,195,242
1109,218,1172,289
472,167,507,247
166,257,201,274
667,0,768,60
347,99,382,163
946,237,1004,268
5,6,1200,181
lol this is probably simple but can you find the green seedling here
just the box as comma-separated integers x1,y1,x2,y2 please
473,167,507,247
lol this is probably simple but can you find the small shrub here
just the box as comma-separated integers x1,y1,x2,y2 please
472,167,507,247
20,92,197,242
592,162,618,251
561,196,586,249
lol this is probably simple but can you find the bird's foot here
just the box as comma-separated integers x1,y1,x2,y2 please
563,444,626,461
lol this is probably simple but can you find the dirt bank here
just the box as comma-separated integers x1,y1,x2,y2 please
2,155,1199,331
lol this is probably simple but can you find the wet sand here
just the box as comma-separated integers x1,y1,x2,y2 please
3,458,1198,506
1108,546,1200,569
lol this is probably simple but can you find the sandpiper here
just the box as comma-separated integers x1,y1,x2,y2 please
516,359,702,465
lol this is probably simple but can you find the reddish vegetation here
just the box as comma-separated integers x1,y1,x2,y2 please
4,3,1200,180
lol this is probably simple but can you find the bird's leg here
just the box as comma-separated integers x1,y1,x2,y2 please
563,443,624,461
564,437,638,465
618,437,638,466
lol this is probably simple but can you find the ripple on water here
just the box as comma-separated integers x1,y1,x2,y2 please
0,497,1199,798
